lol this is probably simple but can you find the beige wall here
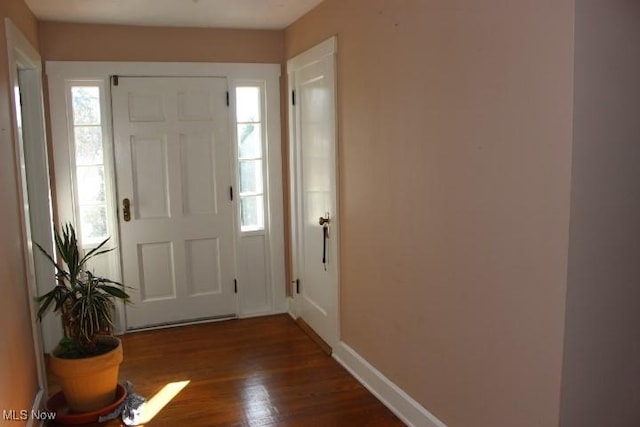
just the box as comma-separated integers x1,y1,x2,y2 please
38,21,283,63
0,0,41,420
560,1,640,426
286,1,575,425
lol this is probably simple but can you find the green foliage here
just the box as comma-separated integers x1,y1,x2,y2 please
35,223,130,357
54,336,84,359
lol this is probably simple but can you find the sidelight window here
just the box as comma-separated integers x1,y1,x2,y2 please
235,86,265,232
69,85,109,245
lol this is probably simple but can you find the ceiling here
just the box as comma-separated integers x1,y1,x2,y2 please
25,0,323,30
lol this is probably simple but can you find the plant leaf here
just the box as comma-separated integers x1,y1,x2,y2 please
36,291,57,319
100,285,130,300
80,237,112,266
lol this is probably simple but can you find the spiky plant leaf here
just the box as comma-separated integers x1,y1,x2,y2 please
34,222,130,356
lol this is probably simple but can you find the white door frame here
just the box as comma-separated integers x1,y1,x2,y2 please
5,18,53,416
46,61,286,334
287,36,340,347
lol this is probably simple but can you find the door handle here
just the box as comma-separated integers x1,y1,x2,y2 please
319,214,330,270
122,198,131,222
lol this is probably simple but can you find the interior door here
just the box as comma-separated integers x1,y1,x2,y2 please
289,38,339,349
112,76,236,329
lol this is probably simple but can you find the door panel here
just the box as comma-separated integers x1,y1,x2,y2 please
112,76,236,329
139,242,176,301
185,238,222,296
180,132,218,215
289,38,339,349
131,135,170,219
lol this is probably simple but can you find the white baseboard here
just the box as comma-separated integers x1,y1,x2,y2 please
333,342,446,427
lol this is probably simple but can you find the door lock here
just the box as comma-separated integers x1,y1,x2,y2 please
318,216,330,226
122,198,131,222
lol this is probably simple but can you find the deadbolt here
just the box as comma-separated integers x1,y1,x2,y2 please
319,216,330,226
122,198,131,222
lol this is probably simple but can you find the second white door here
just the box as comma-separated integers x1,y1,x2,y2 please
289,37,339,349
112,76,236,329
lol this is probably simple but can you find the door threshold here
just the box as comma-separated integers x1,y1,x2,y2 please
126,314,237,332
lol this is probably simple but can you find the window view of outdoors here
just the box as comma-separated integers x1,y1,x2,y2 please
71,86,108,244
235,87,265,232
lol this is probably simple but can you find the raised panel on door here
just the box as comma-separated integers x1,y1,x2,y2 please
112,76,236,329
128,92,166,122
185,238,222,296
178,89,215,121
138,242,176,301
130,134,170,219
180,131,218,215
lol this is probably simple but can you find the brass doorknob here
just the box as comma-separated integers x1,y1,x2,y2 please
319,216,330,226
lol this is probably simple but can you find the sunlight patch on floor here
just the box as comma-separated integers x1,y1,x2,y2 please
138,380,190,424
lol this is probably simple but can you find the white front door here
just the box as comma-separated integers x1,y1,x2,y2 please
288,37,339,349
112,76,236,329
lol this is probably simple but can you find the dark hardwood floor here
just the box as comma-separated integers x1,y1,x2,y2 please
48,314,404,426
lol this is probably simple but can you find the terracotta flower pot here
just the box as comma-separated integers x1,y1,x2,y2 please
49,336,123,413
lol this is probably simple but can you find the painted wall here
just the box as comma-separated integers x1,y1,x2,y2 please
285,1,575,425
38,22,283,63
560,1,640,426
0,0,41,420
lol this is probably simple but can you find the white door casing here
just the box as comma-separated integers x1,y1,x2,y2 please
112,76,237,329
5,17,52,412
288,37,339,349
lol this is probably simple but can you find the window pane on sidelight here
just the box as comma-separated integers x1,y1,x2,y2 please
79,205,108,243
236,87,260,122
237,123,261,159
74,126,103,165
239,159,263,195
71,87,101,126
77,166,106,203
240,195,264,231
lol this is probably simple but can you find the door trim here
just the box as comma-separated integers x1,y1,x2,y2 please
287,36,340,347
46,61,286,334
5,17,52,410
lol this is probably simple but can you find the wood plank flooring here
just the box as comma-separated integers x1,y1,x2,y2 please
48,314,404,426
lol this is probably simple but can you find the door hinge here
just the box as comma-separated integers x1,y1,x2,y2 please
226,91,230,107
112,75,119,86
229,186,234,201
291,90,296,106
295,279,300,294
234,279,238,294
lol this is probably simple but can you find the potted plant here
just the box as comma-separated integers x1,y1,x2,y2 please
36,223,130,413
